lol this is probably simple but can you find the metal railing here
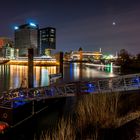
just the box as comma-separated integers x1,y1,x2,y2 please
0,73,140,108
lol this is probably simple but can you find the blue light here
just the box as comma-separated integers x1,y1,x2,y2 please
29,22,37,27
14,26,19,30
86,83,95,93
132,77,140,87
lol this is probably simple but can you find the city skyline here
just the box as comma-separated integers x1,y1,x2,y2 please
0,0,140,54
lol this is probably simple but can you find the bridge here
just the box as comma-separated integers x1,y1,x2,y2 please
0,73,140,130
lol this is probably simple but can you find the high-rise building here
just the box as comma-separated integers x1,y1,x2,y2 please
14,23,39,56
39,27,56,56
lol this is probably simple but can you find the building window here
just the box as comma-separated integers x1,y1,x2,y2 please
51,29,54,33
49,38,54,42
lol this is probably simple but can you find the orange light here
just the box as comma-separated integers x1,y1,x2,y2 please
0,123,8,131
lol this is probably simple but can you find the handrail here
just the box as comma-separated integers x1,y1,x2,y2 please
0,73,140,107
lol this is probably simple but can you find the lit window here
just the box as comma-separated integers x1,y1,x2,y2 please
49,38,54,42
51,29,54,33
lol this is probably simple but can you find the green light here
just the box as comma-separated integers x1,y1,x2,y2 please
105,63,113,73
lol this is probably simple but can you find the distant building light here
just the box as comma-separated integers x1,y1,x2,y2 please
109,55,113,58
29,22,37,27
14,26,19,30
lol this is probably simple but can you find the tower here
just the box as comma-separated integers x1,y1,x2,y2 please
14,23,39,57
39,27,56,56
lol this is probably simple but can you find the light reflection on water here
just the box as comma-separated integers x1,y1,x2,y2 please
0,63,117,92
0,65,58,92
63,63,116,83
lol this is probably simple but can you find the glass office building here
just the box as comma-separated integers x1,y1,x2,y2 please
39,27,56,56
14,23,39,56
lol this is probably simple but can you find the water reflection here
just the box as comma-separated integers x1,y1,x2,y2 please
63,63,116,82
0,63,118,92
0,65,58,92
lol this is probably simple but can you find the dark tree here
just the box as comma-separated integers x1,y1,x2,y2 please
116,49,131,66
119,49,130,61
137,53,140,61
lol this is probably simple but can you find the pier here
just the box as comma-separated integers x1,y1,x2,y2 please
0,73,140,133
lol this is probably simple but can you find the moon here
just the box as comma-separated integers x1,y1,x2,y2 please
112,22,116,26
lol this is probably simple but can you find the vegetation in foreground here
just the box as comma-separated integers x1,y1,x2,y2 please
40,92,140,140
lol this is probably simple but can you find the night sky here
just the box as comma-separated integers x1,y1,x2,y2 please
1,0,140,55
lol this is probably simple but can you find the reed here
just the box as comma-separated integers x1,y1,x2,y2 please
40,117,76,140
40,92,140,140
75,93,120,129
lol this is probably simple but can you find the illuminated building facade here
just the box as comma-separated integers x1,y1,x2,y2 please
39,27,56,56
70,51,103,61
14,23,39,56
3,44,15,59
0,37,14,57
0,37,13,49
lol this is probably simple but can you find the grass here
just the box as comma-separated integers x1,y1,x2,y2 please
75,93,120,129
40,92,140,140
40,117,76,140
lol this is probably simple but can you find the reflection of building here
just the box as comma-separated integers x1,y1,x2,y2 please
39,27,56,56
14,23,39,56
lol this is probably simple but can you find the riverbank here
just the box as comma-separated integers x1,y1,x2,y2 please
40,91,140,140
